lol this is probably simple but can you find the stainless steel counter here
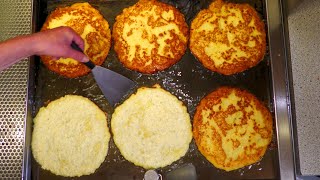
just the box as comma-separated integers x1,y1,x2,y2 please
287,0,320,176
0,0,33,179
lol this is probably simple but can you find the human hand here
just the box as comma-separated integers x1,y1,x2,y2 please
31,26,89,62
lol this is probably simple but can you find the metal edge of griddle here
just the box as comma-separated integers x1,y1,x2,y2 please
266,0,296,179
22,0,36,179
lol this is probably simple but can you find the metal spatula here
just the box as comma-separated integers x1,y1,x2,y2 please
165,164,197,180
143,164,197,180
71,42,136,106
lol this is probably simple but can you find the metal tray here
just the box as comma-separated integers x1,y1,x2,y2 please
25,0,295,179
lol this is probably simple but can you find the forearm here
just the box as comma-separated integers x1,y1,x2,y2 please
0,27,88,72
0,34,36,71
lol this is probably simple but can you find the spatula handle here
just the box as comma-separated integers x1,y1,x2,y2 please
71,42,95,69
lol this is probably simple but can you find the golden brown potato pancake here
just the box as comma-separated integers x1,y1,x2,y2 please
193,87,273,171
112,0,189,74
190,0,266,75
41,2,111,78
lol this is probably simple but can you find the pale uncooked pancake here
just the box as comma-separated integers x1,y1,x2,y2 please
112,0,189,73
193,87,273,171
41,2,111,78
32,95,110,177
190,0,266,75
111,85,192,169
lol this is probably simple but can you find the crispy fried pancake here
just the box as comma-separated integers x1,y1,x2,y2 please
31,95,110,177
111,85,192,169
193,87,273,171
41,3,111,78
190,0,266,75
112,0,189,74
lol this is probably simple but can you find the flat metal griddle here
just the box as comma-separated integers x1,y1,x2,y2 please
31,0,279,179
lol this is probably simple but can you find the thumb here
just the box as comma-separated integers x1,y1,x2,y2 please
66,49,89,62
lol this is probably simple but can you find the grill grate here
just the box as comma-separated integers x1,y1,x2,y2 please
0,0,32,179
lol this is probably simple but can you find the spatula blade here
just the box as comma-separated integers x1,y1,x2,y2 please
165,164,197,180
92,66,136,106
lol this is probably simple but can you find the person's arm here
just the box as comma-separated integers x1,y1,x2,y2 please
0,26,89,71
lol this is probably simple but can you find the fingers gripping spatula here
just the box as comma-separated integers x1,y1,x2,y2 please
71,42,136,106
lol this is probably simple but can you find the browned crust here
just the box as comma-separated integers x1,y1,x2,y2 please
112,0,189,74
193,87,273,171
190,1,266,75
40,3,111,78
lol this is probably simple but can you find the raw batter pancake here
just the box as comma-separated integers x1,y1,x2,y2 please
32,95,110,177
111,85,192,169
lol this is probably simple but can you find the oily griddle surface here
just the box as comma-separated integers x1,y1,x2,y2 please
32,0,279,179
